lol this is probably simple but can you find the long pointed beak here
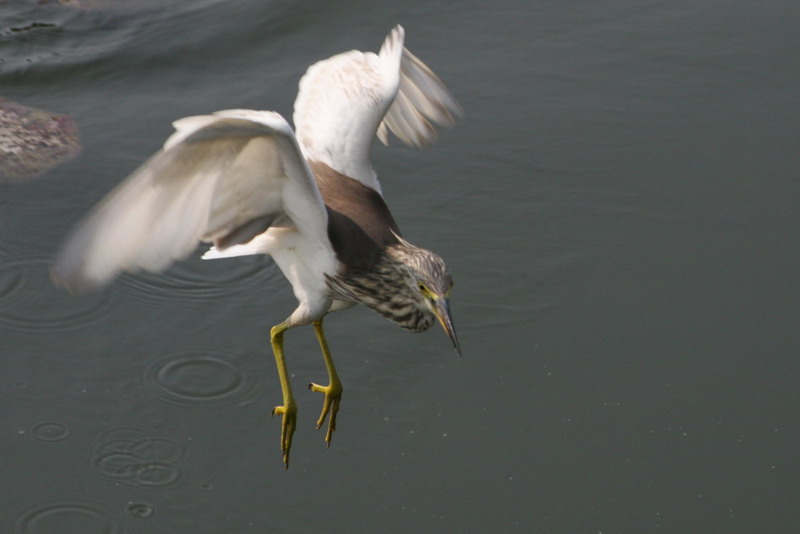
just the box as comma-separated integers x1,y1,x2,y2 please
434,297,461,356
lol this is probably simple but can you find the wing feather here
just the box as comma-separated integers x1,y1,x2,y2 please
378,47,463,147
293,25,461,192
53,110,326,293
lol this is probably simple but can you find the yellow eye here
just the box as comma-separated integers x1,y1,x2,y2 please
418,283,429,294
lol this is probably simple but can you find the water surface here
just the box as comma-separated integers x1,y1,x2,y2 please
1,0,798,532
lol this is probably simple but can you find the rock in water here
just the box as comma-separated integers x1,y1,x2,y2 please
0,98,82,182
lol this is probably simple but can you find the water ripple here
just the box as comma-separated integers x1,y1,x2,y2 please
115,258,272,305
0,256,119,333
31,422,72,442
91,428,185,488
125,502,154,519
145,349,265,407
13,500,122,534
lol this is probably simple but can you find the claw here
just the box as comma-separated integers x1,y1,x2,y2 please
309,381,341,446
309,319,343,448
269,322,297,469
271,402,297,469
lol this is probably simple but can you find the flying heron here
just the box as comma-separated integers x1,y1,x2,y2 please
52,25,462,468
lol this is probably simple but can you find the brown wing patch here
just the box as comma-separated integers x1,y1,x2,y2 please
310,161,401,272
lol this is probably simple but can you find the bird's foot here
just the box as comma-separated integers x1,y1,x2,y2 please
271,401,297,469
308,380,342,447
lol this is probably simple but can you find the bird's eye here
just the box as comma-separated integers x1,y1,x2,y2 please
418,283,428,293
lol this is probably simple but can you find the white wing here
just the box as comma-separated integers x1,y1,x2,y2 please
376,46,462,148
53,110,327,293
293,25,461,193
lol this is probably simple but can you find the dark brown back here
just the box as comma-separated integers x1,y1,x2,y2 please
309,161,401,273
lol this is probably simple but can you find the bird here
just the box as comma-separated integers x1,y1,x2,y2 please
52,25,462,468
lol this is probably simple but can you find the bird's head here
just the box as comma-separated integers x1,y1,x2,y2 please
405,248,461,356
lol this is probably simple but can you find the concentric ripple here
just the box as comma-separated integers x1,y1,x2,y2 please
30,422,72,442
0,256,119,333
13,501,122,534
115,258,273,305
145,350,264,407
125,502,154,519
91,428,185,488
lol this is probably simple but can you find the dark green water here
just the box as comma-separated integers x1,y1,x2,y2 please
1,0,798,532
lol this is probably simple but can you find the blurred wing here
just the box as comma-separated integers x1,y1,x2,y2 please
376,46,463,148
293,24,461,192
53,109,327,293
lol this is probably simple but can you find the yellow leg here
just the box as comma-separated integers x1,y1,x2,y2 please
269,322,296,469
308,318,342,447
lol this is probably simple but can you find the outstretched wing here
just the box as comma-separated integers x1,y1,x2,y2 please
376,45,462,149
293,25,462,193
53,110,327,293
